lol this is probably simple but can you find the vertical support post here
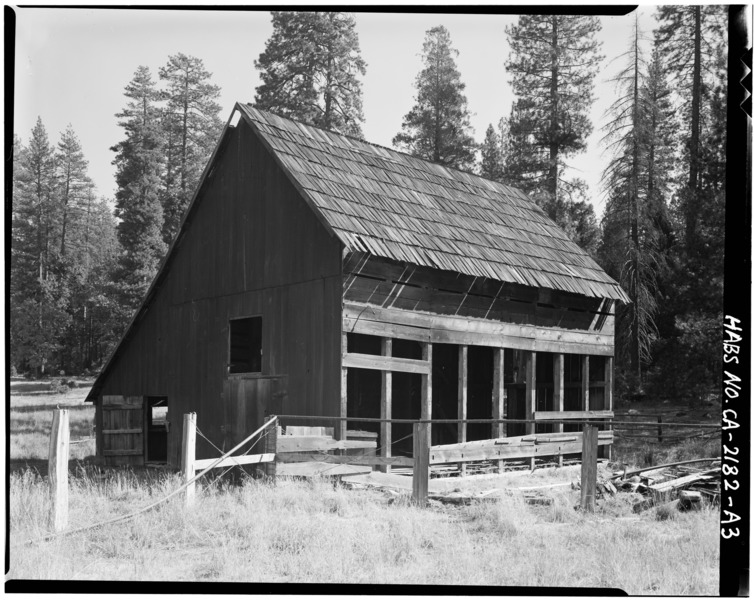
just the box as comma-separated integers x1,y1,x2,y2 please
525,351,537,469
421,342,432,444
492,348,505,473
49,409,69,532
554,353,564,467
457,345,468,477
412,422,430,507
582,356,590,411
264,415,277,481
657,416,663,444
605,356,613,461
380,338,393,473
580,423,599,512
339,331,348,441
182,412,197,507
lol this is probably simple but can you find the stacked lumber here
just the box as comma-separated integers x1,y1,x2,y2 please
607,459,721,513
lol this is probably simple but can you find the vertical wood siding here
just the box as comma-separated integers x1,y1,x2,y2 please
99,122,343,466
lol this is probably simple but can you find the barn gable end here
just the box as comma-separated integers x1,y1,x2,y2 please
91,115,343,466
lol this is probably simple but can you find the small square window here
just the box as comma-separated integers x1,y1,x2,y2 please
229,317,262,374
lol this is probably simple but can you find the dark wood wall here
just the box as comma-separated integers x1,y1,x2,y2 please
99,121,343,466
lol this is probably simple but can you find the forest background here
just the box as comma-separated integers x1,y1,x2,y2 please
10,6,728,403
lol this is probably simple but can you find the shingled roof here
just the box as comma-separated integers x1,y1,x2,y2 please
237,105,627,302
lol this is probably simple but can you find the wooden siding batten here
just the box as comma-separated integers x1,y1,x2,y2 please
380,338,392,473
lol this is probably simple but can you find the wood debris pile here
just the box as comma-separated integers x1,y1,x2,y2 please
606,460,721,513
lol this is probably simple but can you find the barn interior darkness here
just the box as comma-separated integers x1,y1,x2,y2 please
344,333,609,456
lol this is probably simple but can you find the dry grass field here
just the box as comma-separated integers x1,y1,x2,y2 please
7,382,720,593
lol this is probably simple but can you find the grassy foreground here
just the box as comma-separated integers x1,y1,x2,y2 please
8,467,718,592
8,383,719,591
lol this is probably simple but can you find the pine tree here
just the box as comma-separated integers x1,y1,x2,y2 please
254,11,367,137
111,66,167,311
393,25,476,171
11,119,70,374
55,125,91,259
479,124,504,181
650,6,727,404
505,15,602,218
599,17,661,389
159,54,223,243
655,5,726,253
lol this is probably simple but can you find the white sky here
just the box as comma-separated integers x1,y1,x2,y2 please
13,6,659,218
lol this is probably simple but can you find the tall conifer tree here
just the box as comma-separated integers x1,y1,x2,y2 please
111,66,167,311
393,25,476,171
55,125,91,259
255,11,367,137
505,15,602,218
159,54,223,243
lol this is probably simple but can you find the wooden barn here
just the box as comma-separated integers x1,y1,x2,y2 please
86,104,629,468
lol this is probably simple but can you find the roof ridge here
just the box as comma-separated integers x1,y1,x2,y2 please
242,103,524,198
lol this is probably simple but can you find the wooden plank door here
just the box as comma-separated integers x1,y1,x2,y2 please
223,377,287,450
102,395,145,466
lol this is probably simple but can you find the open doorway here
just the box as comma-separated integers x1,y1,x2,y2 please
146,396,169,463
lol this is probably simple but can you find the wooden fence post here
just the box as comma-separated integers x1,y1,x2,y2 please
412,422,430,507
657,416,663,444
182,413,197,507
580,423,599,512
264,415,277,481
49,409,70,532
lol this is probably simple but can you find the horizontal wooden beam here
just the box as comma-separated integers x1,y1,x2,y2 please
103,449,142,456
275,453,415,467
429,434,613,465
342,352,431,375
101,405,142,410
102,429,142,434
534,410,614,421
277,436,378,454
194,453,274,471
343,303,613,356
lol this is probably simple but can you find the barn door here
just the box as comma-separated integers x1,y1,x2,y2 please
102,395,145,466
222,377,287,450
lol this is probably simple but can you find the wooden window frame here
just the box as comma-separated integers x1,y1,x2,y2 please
228,315,263,375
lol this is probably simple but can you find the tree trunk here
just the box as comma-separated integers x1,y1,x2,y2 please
686,5,702,250
548,16,560,213
630,21,642,384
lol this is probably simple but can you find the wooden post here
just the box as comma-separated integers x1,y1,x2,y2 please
421,342,432,444
182,413,197,507
657,416,663,444
48,409,70,532
605,356,613,461
457,345,468,477
380,338,393,474
554,353,564,467
525,351,536,469
339,332,348,441
412,422,430,507
582,355,590,411
492,348,505,473
580,423,599,512
264,416,277,480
